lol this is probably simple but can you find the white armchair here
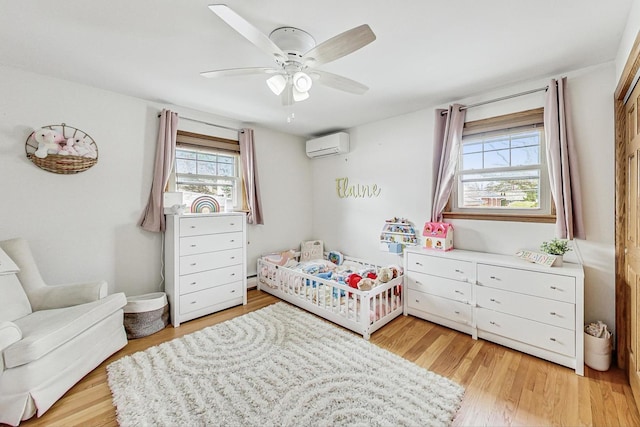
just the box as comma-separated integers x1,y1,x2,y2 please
0,238,127,426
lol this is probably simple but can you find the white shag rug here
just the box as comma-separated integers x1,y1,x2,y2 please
107,302,464,427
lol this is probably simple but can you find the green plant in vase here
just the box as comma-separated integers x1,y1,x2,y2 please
540,238,571,265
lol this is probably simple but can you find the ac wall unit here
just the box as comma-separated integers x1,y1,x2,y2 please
306,132,349,158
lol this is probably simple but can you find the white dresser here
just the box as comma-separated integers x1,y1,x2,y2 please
165,213,247,327
404,247,585,375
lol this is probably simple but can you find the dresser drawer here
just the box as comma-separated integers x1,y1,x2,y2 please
179,281,243,315
407,290,472,325
180,232,243,256
407,271,471,303
476,285,575,330
180,215,243,237
406,252,473,283
179,264,244,295
476,307,575,357
477,264,575,303
179,248,243,275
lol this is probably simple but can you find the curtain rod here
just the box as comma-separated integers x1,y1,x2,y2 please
157,114,243,133
441,85,549,115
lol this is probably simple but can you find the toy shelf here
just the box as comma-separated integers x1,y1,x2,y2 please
380,218,418,254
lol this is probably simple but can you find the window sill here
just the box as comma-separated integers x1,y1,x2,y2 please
442,212,556,223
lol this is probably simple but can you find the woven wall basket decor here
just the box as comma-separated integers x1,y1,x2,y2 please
25,123,99,174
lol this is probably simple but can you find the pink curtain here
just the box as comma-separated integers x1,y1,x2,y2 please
239,128,263,225
544,78,585,239
138,109,179,232
431,104,466,221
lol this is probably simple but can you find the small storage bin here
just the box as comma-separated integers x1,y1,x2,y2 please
584,331,613,371
124,292,169,339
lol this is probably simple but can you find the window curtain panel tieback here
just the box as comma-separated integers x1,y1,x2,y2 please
544,78,585,240
431,104,466,222
138,109,179,232
239,128,263,225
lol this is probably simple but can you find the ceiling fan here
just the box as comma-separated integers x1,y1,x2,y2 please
201,4,376,105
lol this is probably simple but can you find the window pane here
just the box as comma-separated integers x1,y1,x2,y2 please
461,169,539,181
176,150,196,160
484,149,510,168
218,155,234,164
511,146,539,166
461,152,483,170
176,158,196,174
459,178,540,209
197,152,217,161
511,132,539,148
198,161,217,175
218,163,234,176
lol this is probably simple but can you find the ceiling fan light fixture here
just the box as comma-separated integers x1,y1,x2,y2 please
266,74,287,95
292,87,310,102
292,72,313,93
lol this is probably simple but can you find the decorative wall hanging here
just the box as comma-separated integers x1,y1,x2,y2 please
25,123,98,174
190,195,220,213
335,177,381,199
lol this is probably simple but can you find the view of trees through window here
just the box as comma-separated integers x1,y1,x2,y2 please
457,128,543,210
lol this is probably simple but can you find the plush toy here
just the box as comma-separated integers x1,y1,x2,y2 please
377,267,393,283
73,136,97,159
264,249,296,266
33,128,64,159
346,273,362,289
366,271,377,280
357,277,376,291
388,265,403,279
58,137,79,156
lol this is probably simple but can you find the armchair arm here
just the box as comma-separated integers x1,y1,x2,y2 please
29,280,108,311
1,321,22,372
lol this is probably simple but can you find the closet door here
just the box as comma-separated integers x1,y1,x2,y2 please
625,79,640,407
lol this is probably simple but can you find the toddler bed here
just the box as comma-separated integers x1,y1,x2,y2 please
257,250,403,339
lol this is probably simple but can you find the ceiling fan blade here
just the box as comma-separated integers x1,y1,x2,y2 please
281,82,294,106
200,67,279,78
309,70,369,95
208,4,286,62
302,24,376,66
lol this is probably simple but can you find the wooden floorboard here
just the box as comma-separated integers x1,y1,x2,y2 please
10,289,640,427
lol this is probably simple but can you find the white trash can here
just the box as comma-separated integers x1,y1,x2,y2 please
124,292,169,339
584,321,613,371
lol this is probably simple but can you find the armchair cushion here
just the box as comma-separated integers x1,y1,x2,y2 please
0,321,21,352
3,293,126,369
0,275,32,323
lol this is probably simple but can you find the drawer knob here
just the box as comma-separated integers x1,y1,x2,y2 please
455,290,463,294
415,299,420,303
231,289,236,293
190,244,196,247
550,286,560,290
230,239,235,242
190,301,197,305
416,281,422,285
549,337,557,342
230,256,236,260
190,226,196,229
490,276,497,280
415,262,423,266
231,273,236,276
550,312,557,316
230,223,235,226
490,298,499,303
190,263,197,266
455,269,463,273
190,282,197,285
454,310,460,315
489,321,498,326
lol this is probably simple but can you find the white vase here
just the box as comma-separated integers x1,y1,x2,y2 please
554,255,563,267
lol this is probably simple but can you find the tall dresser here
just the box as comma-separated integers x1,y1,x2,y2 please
165,213,247,327
404,247,585,375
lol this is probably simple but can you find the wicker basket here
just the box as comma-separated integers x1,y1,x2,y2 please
25,123,98,174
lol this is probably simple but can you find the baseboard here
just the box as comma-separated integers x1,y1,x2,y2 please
247,275,257,289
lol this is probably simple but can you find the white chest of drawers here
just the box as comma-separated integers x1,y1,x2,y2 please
165,213,247,327
404,247,585,375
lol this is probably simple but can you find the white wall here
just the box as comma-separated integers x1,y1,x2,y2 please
0,65,310,295
616,0,640,83
312,62,617,333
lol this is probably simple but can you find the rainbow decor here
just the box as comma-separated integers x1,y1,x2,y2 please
190,196,220,213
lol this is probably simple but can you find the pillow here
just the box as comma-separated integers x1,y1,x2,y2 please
300,240,323,262
0,246,19,276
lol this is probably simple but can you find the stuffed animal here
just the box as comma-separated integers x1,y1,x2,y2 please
33,128,64,158
346,273,362,289
58,137,79,156
388,265,403,278
73,136,97,159
357,277,376,291
377,267,393,283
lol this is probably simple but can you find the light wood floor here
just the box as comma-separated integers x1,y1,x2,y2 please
13,289,640,427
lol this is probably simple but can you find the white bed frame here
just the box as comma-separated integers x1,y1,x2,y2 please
257,253,403,339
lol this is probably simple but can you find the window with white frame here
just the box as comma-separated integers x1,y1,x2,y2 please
449,108,553,219
169,131,242,211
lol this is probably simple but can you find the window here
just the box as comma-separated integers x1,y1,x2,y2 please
169,131,242,211
446,108,554,222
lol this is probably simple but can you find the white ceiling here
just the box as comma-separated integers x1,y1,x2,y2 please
0,1,633,137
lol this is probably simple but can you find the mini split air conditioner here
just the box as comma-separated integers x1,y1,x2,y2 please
306,132,349,158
